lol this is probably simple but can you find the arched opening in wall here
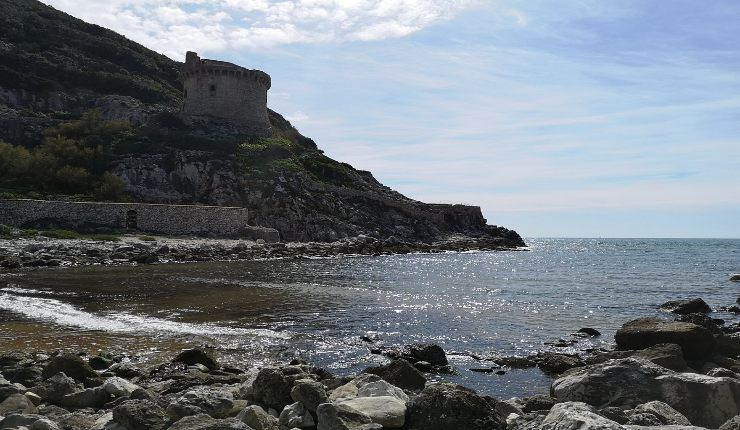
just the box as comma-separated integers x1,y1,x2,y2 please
209,84,216,96
125,210,138,230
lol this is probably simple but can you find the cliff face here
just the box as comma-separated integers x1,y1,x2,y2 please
0,0,524,246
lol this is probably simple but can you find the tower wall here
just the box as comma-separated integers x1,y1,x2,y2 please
180,52,271,136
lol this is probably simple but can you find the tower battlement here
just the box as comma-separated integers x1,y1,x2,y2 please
180,51,271,136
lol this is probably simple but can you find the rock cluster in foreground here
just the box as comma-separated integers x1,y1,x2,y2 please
2,296,740,429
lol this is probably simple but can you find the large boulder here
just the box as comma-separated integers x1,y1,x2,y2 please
316,402,379,430
404,383,504,430
173,348,219,370
251,368,294,411
615,317,716,359
31,372,77,404
659,298,712,315
551,357,740,428
169,414,252,430
103,377,141,398
237,405,278,430
112,399,168,430
403,344,448,366
541,402,623,429
41,354,97,382
730,275,740,282
335,396,406,428
278,401,315,429
0,393,39,415
363,360,426,391
290,379,328,413
166,386,234,421
538,353,585,375
633,400,690,425
60,386,109,408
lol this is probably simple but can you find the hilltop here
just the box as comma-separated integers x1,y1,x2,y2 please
0,0,523,246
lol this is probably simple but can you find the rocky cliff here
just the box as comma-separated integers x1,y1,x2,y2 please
0,0,524,246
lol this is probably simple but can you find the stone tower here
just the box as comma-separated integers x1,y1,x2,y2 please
180,51,271,136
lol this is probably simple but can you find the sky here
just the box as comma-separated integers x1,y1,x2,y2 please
43,0,740,238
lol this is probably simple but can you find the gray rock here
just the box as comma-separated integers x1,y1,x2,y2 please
24,392,41,407
335,396,406,429
315,403,378,430
60,387,109,408
103,377,141,398
633,343,690,372
615,318,716,359
30,419,60,430
290,379,328,413
0,413,45,429
721,415,740,430
542,402,623,429
522,394,556,413
173,349,219,370
251,368,293,411
0,394,39,415
730,275,740,282
363,360,426,391
659,298,712,315
236,405,278,430
551,357,740,428
278,402,314,429
166,386,234,421
404,344,448,366
627,412,663,426
538,353,584,375
112,399,168,430
356,379,407,403
169,414,252,430
634,401,691,425
404,382,504,430
41,354,97,382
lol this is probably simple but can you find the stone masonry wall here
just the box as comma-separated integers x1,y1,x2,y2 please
0,199,256,237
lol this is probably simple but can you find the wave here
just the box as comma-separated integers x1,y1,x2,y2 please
0,292,290,340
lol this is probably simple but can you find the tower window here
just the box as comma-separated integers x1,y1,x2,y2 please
209,84,216,95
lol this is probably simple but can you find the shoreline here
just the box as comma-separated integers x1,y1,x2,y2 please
0,233,527,270
0,298,739,429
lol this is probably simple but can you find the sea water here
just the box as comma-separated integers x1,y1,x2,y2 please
1,238,738,398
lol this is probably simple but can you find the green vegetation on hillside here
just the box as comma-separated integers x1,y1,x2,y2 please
0,110,130,200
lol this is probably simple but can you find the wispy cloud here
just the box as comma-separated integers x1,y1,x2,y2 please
42,0,477,58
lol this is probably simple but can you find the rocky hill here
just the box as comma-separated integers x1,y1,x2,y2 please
0,0,524,246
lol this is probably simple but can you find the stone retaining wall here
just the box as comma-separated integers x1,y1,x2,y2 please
0,199,278,239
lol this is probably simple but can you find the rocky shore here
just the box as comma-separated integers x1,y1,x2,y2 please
0,231,525,270
1,296,740,429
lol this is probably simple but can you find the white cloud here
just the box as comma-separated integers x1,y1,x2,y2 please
41,0,477,58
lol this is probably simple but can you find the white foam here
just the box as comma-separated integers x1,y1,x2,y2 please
0,293,290,339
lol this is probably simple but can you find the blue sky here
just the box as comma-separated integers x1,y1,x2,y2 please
45,0,740,238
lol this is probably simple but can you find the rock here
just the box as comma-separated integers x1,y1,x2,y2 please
413,361,433,372
404,383,504,430
32,372,77,404
110,362,142,379
279,402,315,429
627,412,663,426
522,394,556,413
41,354,97,382
633,400,691,425
551,357,740,428
112,400,168,430
599,407,630,424
356,378,408,403
103,377,141,398
335,396,406,428
708,367,740,378
659,298,712,314
615,317,716,359
290,379,328,413
678,313,723,334
88,356,113,371
315,402,378,430
236,405,278,430
30,418,61,430
537,353,584,375
721,415,740,430
169,414,252,430
60,386,109,408
730,275,740,282
363,360,426,391
251,368,293,411
167,386,234,421
577,328,602,337
0,413,45,429
633,343,690,372
25,392,41,406
541,402,623,429
404,344,448,366
173,348,219,370
0,394,39,415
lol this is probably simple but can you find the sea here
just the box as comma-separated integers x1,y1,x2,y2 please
1,238,738,398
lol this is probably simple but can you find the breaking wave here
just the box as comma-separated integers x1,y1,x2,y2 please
0,292,290,340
